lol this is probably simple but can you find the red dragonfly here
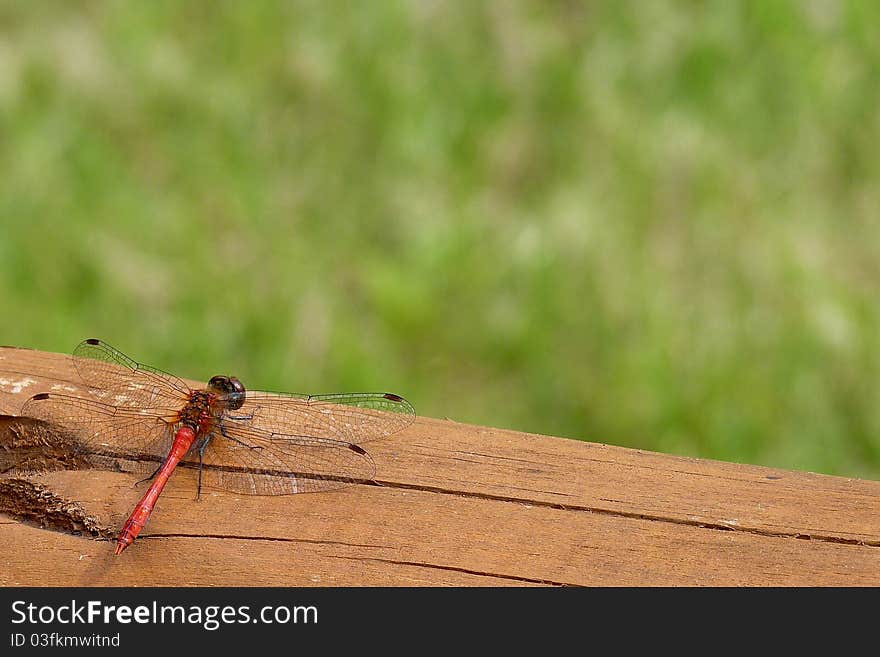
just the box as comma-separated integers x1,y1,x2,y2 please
21,339,414,554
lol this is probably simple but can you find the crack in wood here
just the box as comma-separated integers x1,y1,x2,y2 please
367,479,880,548
328,554,573,586
142,534,390,550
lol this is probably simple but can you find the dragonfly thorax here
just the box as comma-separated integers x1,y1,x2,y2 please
207,375,246,410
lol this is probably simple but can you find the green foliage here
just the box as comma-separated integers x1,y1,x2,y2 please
2,1,878,478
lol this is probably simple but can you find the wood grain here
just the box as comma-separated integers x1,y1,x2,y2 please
1,344,878,586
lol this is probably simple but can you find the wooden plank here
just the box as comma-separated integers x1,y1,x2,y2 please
1,344,878,586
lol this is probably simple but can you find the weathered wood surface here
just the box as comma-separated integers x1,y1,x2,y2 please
1,344,878,586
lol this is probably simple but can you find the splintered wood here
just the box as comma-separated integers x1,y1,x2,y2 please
0,344,878,586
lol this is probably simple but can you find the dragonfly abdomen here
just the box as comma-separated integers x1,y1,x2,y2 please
114,424,198,555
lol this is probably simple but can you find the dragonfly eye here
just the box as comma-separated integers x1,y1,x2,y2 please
208,375,247,410
227,376,246,409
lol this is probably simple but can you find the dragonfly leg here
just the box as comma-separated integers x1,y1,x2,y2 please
225,410,256,421
134,463,162,487
197,441,209,500
219,421,263,450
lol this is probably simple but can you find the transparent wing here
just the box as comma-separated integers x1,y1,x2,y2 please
180,420,376,495
182,390,413,495
73,338,192,413
20,392,174,475
228,391,415,445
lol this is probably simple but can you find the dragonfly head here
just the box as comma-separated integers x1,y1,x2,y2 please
207,375,246,410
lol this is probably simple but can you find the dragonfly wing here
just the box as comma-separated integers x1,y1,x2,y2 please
20,392,174,475
72,339,192,413
182,421,376,495
230,391,415,445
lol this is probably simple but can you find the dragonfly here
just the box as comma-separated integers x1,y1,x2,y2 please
20,339,414,554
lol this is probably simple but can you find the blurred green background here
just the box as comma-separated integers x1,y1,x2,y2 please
1,1,879,479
